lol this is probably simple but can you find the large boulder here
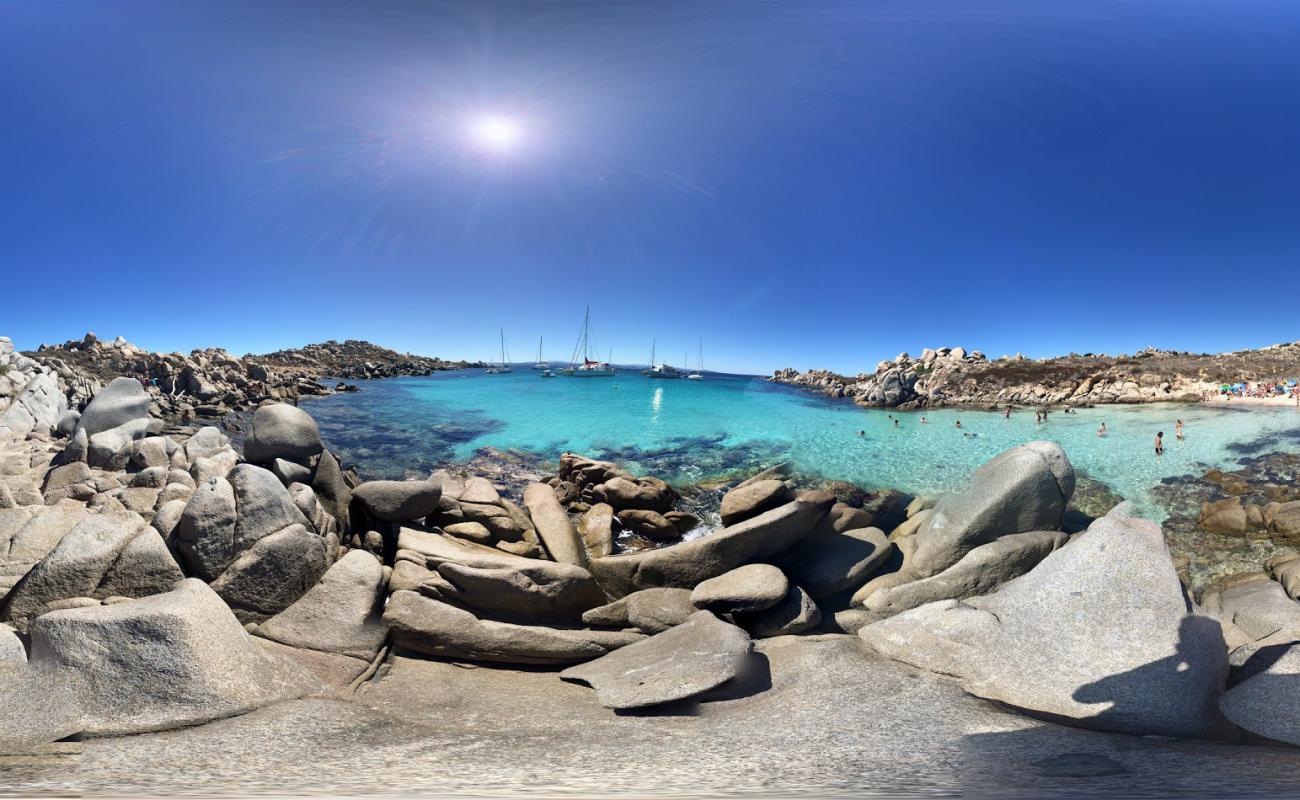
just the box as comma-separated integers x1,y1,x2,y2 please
720,479,794,526
1207,575,1300,641
0,505,90,598
906,441,1074,578
742,584,822,637
776,526,894,599
174,476,239,580
74,376,150,438
589,493,833,597
860,512,1229,738
384,590,643,666
861,530,1069,616
27,579,320,736
310,449,351,532
523,482,586,566
691,564,789,614
4,511,182,628
255,549,388,659
0,371,66,441
578,503,616,558
209,524,329,617
242,403,323,465
351,478,441,523
230,464,312,549
560,611,752,709
1220,643,1300,745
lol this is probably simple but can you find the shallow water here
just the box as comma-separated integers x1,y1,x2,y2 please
301,369,1300,518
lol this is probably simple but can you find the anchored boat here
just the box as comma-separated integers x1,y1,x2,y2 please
485,329,513,374
560,306,615,377
642,338,682,379
688,339,704,380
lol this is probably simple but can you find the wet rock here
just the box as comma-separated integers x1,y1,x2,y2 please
560,611,752,709
1199,497,1250,536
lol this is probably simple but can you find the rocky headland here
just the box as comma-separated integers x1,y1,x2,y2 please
772,342,1300,408
15,333,477,425
4,339,1300,795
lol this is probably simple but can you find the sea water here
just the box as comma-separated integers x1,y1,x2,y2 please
301,368,1300,515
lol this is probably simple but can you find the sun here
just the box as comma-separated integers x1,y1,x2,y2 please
467,115,523,155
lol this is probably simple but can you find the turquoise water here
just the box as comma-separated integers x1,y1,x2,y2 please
301,368,1300,513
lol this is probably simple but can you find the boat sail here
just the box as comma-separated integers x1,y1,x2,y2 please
560,306,615,377
486,329,513,374
642,338,682,379
688,339,704,380
532,337,549,370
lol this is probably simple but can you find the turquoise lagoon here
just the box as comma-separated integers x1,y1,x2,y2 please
301,368,1300,517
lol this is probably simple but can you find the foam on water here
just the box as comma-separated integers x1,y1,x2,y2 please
302,369,1300,514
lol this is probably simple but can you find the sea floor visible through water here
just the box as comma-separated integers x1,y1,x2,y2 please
297,368,1300,589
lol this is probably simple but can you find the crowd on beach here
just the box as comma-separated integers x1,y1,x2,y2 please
1217,380,1300,401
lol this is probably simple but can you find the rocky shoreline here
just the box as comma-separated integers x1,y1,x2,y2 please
6,335,1300,792
15,333,480,426
772,342,1300,409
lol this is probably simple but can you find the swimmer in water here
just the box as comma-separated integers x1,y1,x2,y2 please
1155,431,1164,455
920,416,927,424
1097,422,1107,437
894,419,899,427
955,420,962,429
1175,419,1184,440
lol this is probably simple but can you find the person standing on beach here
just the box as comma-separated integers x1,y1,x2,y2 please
1175,419,1184,440
1155,431,1164,455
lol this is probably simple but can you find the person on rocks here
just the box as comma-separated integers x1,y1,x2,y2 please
1155,431,1164,456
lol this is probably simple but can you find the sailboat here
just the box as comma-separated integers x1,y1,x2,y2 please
531,337,549,370
688,340,704,380
485,329,513,374
560,306,615,377
642,338,682,379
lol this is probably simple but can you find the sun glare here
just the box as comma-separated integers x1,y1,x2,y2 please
468,115,523,155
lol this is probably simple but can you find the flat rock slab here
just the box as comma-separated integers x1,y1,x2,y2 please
561,610,753,709
256,550,388,659
384,590,644,666
351,479,441,523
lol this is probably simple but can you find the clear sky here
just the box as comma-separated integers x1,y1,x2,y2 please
4,1,1300,375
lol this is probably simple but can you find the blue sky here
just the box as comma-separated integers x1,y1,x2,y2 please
4,1,1300,375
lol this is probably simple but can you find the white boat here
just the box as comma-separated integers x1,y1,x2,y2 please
540,369,555,378
531,337,549,370
486,329,513,374
642,339,682,379
688,339,704,380
560,306,616,377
